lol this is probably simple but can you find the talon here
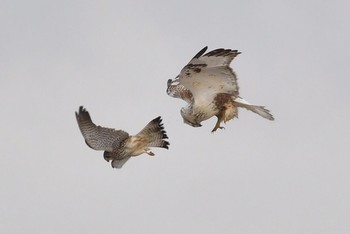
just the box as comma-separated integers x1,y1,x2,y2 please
146,151,155,156
212,117,225,132
213,112,226,132
211,126,225,132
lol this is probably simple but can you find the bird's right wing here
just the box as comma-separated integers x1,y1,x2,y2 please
135,116,170,149
75,106,129,151
177,47,241,104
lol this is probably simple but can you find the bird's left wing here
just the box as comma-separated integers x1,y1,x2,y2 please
134,116,169,149
75,106,129,151
177,47,241,102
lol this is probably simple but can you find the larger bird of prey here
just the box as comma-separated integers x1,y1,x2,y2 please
167,46,274,132
75,106,169,168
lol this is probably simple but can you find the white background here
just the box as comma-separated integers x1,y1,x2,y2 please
1,0,349,233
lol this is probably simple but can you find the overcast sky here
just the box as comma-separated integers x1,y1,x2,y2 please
1,0,350,233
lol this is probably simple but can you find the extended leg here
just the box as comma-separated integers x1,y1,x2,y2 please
212,115,225,132
145,149,155,156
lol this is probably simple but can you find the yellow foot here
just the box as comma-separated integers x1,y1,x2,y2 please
213,114,225,132
146,150,155,156
224,117,229,123
211,125,225,133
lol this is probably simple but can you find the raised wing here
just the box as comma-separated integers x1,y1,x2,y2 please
188,47,241,67
135,116,169,149
177,47,241,103
75,106,129,151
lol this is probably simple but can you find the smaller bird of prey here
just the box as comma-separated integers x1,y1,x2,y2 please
167,46,274,132
75,106,169,168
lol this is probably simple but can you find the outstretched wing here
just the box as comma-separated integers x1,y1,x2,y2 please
177,47,241,103
187,46,240,68
75,106,129,151
134,116,170,149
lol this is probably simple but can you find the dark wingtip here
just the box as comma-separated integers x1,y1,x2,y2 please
157,116,168,139
76,106,83,119
152,116,170,149
79,106,87,113
204,48,241,57
163,141,170,149
76,106,86,115
192,46,208,59
76,106,93,124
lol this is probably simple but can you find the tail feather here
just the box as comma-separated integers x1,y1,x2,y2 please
137,116,170,149
234,97,274,120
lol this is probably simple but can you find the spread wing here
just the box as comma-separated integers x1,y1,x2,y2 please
75,106,129,151
135,116,169,149
177,47,241,104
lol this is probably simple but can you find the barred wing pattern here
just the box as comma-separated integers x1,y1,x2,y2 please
76,106,170,168
167,46,274,131
75,106,129,152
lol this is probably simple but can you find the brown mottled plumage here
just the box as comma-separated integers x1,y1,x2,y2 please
76,106,169,168
167,46,274,132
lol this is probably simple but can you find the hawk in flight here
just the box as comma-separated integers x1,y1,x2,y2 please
167,46,274,132
76,106,169,168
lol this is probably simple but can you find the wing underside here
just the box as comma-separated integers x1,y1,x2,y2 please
176,47,241,103
75,106,129,151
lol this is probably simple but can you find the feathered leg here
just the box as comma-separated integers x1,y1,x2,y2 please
212,111,225,132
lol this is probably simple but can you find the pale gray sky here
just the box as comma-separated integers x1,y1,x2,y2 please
1,0,350,233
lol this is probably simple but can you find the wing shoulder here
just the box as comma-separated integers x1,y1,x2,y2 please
169,47,241,104
166,78,193,104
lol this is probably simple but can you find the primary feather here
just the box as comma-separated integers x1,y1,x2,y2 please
76,106,170,168
166,47,274,132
